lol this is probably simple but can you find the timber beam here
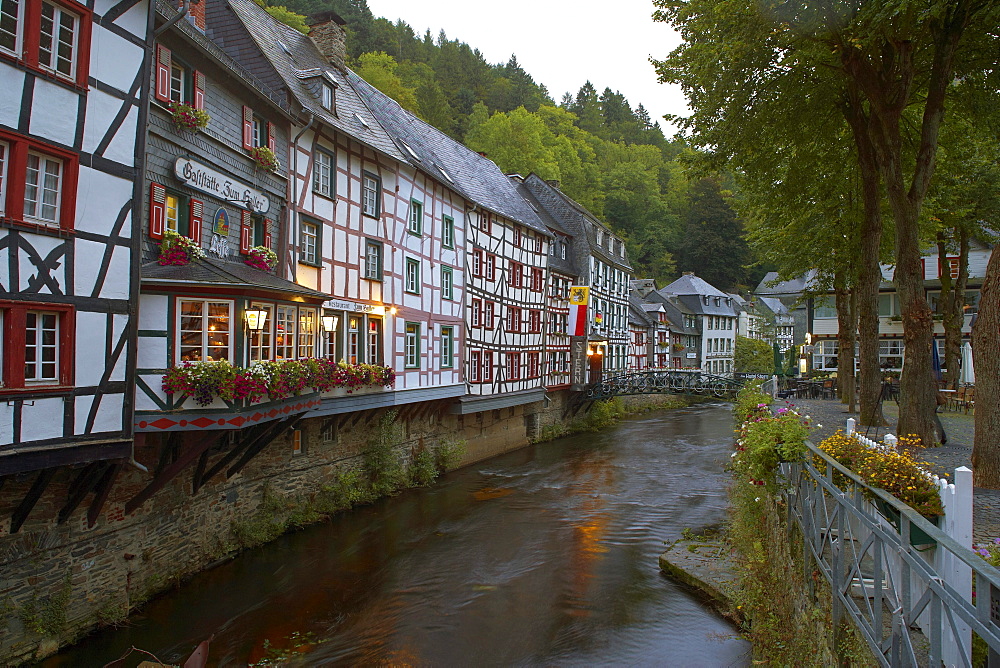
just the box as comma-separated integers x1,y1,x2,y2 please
10,467,56,533
125,432,220,514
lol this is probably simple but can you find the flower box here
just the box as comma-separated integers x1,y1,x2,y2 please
248,146,279,172
167,101,209,133
874,498,940,547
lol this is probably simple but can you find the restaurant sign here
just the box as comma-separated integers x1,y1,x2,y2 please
324,298,386,316
174,157,270,214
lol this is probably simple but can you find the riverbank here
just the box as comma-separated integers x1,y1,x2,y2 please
2,390,711,665
658,527,741,623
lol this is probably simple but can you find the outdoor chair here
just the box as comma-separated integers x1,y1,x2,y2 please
956,386,975,414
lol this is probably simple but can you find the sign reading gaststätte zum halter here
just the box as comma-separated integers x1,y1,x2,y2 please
174,157,271,214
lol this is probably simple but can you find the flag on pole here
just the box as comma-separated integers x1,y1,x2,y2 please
567,286,589,336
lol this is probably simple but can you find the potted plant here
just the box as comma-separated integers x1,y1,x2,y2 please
166,101,210,133
245,245,278,271
672,343,685,351
158,229,205,266
248,146,279,172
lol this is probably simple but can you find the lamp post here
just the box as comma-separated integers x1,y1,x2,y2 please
244,307,268,333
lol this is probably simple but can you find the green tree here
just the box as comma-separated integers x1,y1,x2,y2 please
676,177,748,291
735,336,774,374
355,51,419,113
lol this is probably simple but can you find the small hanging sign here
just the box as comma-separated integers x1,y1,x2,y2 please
212,207,230,236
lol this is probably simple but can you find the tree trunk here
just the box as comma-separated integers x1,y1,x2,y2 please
941,228,969,389
842,89,884,427
973,245,1000,487
847,286,858,412
834,268,856,411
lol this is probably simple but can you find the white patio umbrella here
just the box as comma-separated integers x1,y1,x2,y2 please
961,341,975,384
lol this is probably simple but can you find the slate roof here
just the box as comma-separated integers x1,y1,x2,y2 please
224,0,406,162
675,293,737,317
629,296,657,327
754,270,818,296
347,73,551,236
522,174,632,272
158,0,292,116
142,258,328,300
660,273,729,298
515,179,576,274
759,296,791,317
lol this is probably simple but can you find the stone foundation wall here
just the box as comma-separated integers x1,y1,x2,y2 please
0,389,690,663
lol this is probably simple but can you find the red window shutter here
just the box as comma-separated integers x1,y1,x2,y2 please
149,182,166,240
188,199,203,245
266,121,276,152
242,106,253,150
263,218,273,249
193,70,206,110
155,45,171,103
240,210,251,254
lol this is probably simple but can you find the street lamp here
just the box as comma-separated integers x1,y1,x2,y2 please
244,307,268,332
321,314,339,332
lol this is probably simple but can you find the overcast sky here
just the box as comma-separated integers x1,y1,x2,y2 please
366,0,689,131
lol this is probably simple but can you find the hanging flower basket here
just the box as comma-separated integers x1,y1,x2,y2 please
245,245,278,271
162,358,396,406
166,101,210,133
158,229,205,266
248,146,279,172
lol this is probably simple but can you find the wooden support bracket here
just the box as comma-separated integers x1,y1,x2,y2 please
58,462,107,524
87,462,121,528
225,415,303,479
125,432,220,514
10,467,56,533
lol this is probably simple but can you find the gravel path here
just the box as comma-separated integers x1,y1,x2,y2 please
779,396,1000,545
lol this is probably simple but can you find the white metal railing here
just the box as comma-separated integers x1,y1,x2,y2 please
781,420,998,666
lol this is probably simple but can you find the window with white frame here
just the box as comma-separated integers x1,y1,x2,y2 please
506,352,520,380
408,199,422,236
275,305,296,360
483,301,494,329
470,350,481,382
313,149,334,198
24,310,59,383
485,254,496,281
0,0,20,57
24,152,62,225
404,322,420,368
405,258,420,294
247,302,273,363
367,317,382,364
442,266,453,300
440,326,454,368
300,219,319,265
177,299,232,363
471,298,481,327
321,82,334,111
482,351,493,381
364,239,382,280
297,308,316,358
38,1,79,80
442,215,454,248
362,171,380,217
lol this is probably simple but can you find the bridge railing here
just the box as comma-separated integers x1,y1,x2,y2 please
584,369,744,400
783,427,994,666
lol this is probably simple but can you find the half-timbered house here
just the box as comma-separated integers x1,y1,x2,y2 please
211,1,466,421
130,1,337,501
521,174,634,379
0,0,149,528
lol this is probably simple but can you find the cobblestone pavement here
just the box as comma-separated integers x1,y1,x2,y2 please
779,396,1000,545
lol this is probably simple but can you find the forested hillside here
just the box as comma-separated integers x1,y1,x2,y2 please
269,0,759,289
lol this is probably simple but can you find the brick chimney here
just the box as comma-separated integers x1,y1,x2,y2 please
180,0,205,32
307,11,348,71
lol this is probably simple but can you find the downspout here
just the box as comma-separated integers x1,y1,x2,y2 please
153,0,191,36
289,113,316,284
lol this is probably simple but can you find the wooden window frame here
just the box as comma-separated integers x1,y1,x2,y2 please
404,321,420,368
299,217,321,267
440,325,454,368
509,261,523,288
175,298,234,364
441,266,454,301
408,198,423,236
471,298,481,328
1,0,91,88
470,350,481,383
0,300,74,392
405,257,420,294
312,148,334,199
0,129,78,231
442,215,454,249
363,238,383,281
362,170,381,218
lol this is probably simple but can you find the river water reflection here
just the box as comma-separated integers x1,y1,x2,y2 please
47,403,750,666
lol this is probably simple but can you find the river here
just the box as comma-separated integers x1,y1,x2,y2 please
46,403,750,666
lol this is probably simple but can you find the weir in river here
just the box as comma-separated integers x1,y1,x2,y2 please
46,403,750,666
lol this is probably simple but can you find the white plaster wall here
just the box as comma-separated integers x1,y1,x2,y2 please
22,397,64,442
76,311,109,387
74,395,94,435
0,403,14,446
75,166,134,237
138,294,168,331
135,373,165,411
29,80,79,147
98,245,132,300
74,238,111,299
110,313,129,381
0,66,25,128
137,335,168,370
89,25,144,94
102,105,138,167
92,393,124,434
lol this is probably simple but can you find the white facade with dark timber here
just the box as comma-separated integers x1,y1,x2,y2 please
214,2,467,417
0,0,148,494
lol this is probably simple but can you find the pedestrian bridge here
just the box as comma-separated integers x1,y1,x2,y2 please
584,369,749,400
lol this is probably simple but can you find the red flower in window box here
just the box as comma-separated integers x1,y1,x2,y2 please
158,230,205,266
245,246,278,271
248,146,279,172
166,101,210,133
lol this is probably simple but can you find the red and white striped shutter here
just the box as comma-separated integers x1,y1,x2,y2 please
149,182,166,240
242,106,253,150
193,70,206,111
155,45,171,103
266,122,276,152
263,218,273,249
240,210,251,254
188,199,203,245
